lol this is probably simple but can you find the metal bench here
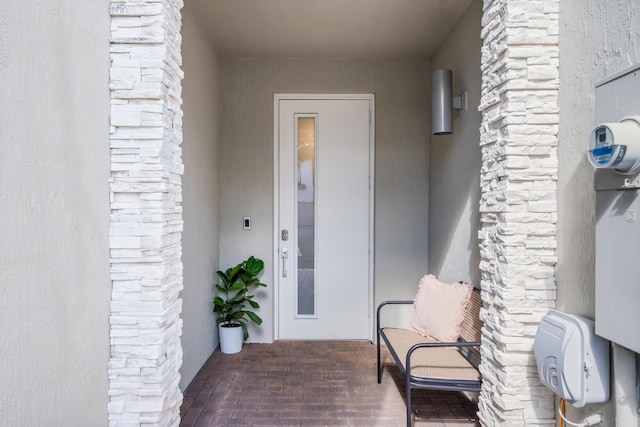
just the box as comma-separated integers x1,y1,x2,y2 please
376,288,483,426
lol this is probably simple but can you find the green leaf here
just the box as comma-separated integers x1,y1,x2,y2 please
228,281,245,292
228,291,246,303
241,322,249,341
248,300,260,309
246,311,263,325
216,270,228,283
213,302,229,314
229,262,243,278
226,297,241,306
244,256,264,276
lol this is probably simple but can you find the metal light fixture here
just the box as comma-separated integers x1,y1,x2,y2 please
431,69,467,135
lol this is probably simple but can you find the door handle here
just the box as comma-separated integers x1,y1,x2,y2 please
281,248,288,278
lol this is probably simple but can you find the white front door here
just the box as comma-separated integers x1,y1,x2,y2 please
275,94,374,340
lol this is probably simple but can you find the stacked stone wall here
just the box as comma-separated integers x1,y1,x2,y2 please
108,1,185,425
478,0,559,424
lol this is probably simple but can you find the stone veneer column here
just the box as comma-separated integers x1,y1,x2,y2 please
108,1,184,425
478,0,558,425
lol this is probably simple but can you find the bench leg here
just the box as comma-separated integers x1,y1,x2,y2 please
407,381,411,427
406,353,413,427
376,330,382,384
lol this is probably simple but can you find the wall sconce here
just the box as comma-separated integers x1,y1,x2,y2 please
431,69,468,135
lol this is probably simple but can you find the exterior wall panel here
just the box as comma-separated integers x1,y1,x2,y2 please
557,0,640,424
429,0,483,287
180,4,222,390
0,1,111,425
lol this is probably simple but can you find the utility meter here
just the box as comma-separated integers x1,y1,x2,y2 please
587,116,640,174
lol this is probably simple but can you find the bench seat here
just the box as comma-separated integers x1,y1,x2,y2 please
380,328,481,382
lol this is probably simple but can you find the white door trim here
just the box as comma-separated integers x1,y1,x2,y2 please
272,93,376,341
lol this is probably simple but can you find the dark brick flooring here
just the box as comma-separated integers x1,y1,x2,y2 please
180,341,479,426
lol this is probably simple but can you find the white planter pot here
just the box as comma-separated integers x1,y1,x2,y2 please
219,324,243,354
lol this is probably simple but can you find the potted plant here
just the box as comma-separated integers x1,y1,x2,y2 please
213,256,267,354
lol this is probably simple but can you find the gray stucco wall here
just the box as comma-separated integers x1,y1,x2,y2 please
558,0,640,423
0,1,111,425
558,0,640,315
428,0,482,286
220,58,430,341
180,6,222,390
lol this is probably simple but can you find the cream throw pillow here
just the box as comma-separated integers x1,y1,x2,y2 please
409,274,473,342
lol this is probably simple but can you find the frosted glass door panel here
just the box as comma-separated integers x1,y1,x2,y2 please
297,116,315,316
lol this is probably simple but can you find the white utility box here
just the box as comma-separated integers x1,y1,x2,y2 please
590,64,640,354
534,310,610,407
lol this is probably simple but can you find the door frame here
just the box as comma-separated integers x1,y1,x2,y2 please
272,93,376,341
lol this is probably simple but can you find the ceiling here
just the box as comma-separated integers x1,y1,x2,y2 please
188,0,474,59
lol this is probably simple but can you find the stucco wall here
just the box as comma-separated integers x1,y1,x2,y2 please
557,0,640,316
429,0,482,286
220,58,430,341
180,6,222,390
0,1,111,425
558,0,640,424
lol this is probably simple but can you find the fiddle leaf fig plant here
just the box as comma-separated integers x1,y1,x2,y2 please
213,256,267,341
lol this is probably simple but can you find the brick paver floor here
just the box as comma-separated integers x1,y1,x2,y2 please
180,341,479,426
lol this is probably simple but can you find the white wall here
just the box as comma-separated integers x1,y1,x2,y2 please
180,6,222,389
428,0,482,286
220,58,430,341
558,0,640,423
0,1,111,425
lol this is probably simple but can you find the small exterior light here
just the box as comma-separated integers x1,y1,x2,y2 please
431,69,467,135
